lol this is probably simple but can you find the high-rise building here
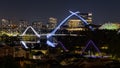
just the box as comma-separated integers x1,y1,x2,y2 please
1,19,10,31
80,13,92,24
68,12,92,28
1,18,9,25
48,17,57,29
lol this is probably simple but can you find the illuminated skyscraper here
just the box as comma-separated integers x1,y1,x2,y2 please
80,12,92,24
68,12,92,28
48,17,57,29
68,19,80,28
1,19,9,30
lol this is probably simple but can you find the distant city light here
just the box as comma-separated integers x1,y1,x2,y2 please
99,23,120,30
88,13,92,16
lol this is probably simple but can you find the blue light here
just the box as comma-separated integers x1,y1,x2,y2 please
82,40,101,56
20,41,28,49
46,11,80,47
47,11,80,38
46,40,55,47
69,11,80,15
48,11,94,39
58,41,68,51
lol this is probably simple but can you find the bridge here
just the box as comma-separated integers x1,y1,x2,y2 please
18,11,97,54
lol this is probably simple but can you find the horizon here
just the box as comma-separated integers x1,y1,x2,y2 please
0,0,120,25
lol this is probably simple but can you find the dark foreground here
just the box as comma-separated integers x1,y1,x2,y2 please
0,55,120,68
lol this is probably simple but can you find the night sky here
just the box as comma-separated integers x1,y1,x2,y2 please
0,0,120,24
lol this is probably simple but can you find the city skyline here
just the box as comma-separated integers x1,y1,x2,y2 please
0,0,120,24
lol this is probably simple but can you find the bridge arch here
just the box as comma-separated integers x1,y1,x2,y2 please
48,11,93,38
47,11,94,47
